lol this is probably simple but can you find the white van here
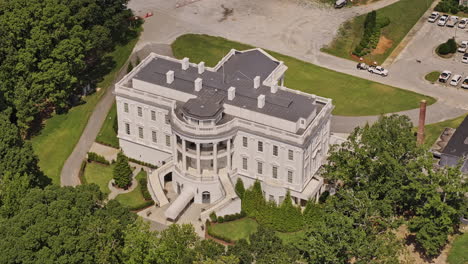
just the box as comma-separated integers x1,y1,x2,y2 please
335,0,347,8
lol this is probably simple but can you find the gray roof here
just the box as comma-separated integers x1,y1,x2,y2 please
133,49,317,122
440,116,468,172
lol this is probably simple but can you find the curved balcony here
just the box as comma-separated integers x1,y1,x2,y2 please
171,108,237,137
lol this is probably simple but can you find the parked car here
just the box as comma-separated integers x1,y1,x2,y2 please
439,70,452,82
458,18,468,29
462,53,468,64
356,62,368,70
368,66,388,76
450,74,462,86
447,16,459,27
428,12,440,23
458,41,468,53
461,76,468,89
335,0,347,8
438,15,449,26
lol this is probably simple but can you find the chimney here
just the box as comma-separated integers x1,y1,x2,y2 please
271,83,278,93
417,100,427,145
257,94,265,108
166,70,174,84
254,76,260,89
181,57,189,70
194,78,202,92
198,61,205,74
228,87,236,100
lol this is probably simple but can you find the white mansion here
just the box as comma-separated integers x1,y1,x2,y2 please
115,48,333,220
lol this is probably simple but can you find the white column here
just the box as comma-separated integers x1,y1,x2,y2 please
213,142,218,174
227,139,231,171
281,75,284,87
196,143,201,175
182,139,187,172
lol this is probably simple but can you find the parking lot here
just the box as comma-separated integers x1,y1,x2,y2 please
389,12,468,90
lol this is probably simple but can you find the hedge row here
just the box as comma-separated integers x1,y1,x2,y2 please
241,180,304,233
128,157,158,169
435,0,468,14
210,211,247,224
353,11,391,57
138,176,152,201
87,152,110,165
79,160,88,184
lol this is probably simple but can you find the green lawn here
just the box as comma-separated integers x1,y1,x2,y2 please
207,217,305,244
115,170,153,210
425,71,441,83
172,34,435,116
83,162,114,196
322,0,435,64
423,114,467,147
447,233,468,264
31,33,139,184
96,101,119,148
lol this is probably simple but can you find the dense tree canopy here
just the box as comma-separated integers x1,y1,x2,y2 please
0,0,134,133
0,112,47,216
0,184,136,264
323,115,467,257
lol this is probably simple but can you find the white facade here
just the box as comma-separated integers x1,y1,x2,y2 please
114,49,333,218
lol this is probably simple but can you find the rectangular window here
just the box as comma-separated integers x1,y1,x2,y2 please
125,123,130,135
288,150,294,161
269,195,274,202
242,137,248,148
152,131,157,143
258,141,263,152
272,166,278,179
138,127,144,139
257,161,263,175
165,135,171,147
165,115,170,125
279,196,285,204
151,110,156,121
287,170,293,183
242,157,248,170
137,106,142,117
124,103,129,113
273,145,278,156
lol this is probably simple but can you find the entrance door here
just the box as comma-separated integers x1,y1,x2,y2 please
202,191,210,204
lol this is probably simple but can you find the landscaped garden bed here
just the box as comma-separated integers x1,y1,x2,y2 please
115,170,154,211
172,34,435,116
425,71,441,83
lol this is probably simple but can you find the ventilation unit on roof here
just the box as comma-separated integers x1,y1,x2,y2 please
182,57,189,70
228,87,236,100
257,94,265,108
271,83,278,93
254,76,260,89
198,61,205,74
194,78,202,92
166,70,174,84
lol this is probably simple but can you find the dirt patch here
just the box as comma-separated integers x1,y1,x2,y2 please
372,35,393,55
218,5,234,22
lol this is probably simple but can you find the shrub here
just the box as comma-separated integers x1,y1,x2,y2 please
113,152,132,188
138,177,152,200
126,62,133,73
376,16,391,28
210,212,217,222
437,38,457,55
235,178,245,198
87,152,110,165
217,216,224,223
128,157,158,169
319,191,330,203
79,160,87,184
112,115,118,134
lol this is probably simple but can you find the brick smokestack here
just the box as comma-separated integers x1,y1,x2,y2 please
417,100,427,145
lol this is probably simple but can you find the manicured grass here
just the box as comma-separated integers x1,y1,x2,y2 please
31,33,139,184
83,162,114,196
96,101,119,148
425,71,441,83
447,233,468,264
207,217,305,244
322,0,435,64
423,114,467,147
208,218,259,242
115,170,154,210
172,34,435,116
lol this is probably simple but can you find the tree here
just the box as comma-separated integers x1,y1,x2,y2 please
227,239,253,264
127,62,134,73
0,113,48,216
113,152,132,188
242,180,265,218
0,184,136,264
235,178,245,199
274,191,303,232
194,256,239,264
249,226,300,264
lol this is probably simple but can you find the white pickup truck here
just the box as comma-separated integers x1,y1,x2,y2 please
368,66,389,76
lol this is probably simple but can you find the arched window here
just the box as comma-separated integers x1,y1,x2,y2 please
202,191,210,204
